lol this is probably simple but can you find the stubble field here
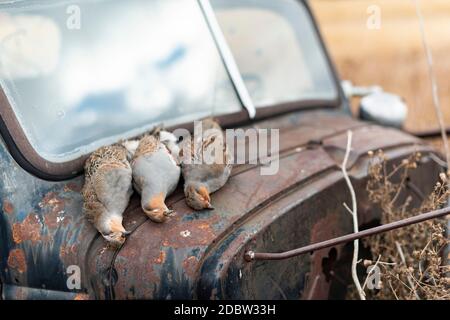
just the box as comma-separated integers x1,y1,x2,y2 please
310,0,450,138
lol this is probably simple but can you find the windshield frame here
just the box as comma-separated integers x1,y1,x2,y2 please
0,0,345,180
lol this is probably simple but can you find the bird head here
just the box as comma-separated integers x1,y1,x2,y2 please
142,193,173,223
101,216,130,247
102,231,126,247
143,206,173,223
185,184,214,210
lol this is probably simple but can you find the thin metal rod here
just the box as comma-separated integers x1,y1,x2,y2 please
244,206,450,262
198,0,256,119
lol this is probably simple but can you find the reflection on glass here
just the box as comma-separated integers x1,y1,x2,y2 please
211,0,338,106
0,0,240,161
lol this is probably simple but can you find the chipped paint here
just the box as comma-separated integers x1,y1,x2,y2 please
64,183,82,193
154,251,166,264
74,293,90,300
183,256,199,278
41,193,67,229
3,200,14,214
0,136,97,297
12,213,42,244
7,249,27,273
180,230,191,237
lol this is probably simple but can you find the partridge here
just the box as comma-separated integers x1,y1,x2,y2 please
131,131,181,223
82,145,133,247
180,119,232,210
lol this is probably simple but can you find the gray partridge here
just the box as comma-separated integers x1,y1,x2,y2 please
180,119,232,210
82,145,133,247
131,131,181,223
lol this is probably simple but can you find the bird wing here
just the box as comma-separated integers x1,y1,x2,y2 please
133,135,159,160
82,179,107,224
91,163,132,214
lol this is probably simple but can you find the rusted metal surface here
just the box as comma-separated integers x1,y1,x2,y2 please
105,110,441,300
195,153,439,299
0,109,443,299
0,138,99,299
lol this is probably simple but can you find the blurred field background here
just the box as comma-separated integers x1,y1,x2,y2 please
310,0,450,140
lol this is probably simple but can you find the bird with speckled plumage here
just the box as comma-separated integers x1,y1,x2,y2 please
180,119,232,210
82,144,133,247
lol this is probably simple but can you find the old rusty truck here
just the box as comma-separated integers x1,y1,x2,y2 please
0,0,444,299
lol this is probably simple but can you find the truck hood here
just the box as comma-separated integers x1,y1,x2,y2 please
0,109,439,299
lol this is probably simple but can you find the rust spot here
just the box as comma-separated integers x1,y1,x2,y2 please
40,193,66,229
304,213,343,299
3,200,14,214
64,183,82,193
154,251,166,264
162,219,216,248
145,260,161,283
60,246,67,259
182,256,198,278
44,213,58,229
59,244,77,262
12,214,42,244
8,249,27,273
198,223,210,230
13,287,28,300
39,192,57,207
74,293,90,300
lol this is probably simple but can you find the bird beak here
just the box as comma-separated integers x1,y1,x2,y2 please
205,203,214,210
123,230,132,236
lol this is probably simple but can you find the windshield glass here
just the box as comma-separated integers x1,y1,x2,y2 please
0,0,339,165
211,0,338,106
0,0,241,162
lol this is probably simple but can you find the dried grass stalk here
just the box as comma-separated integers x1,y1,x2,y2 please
361,151,450,300
342,130,365,300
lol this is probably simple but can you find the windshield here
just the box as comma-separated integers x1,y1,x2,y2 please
211,0,338,106
0,0,240,161
0,0,338,164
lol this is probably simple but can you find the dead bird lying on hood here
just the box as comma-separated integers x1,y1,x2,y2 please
180,118,232,210
82,144,133,247
131,129,181,223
